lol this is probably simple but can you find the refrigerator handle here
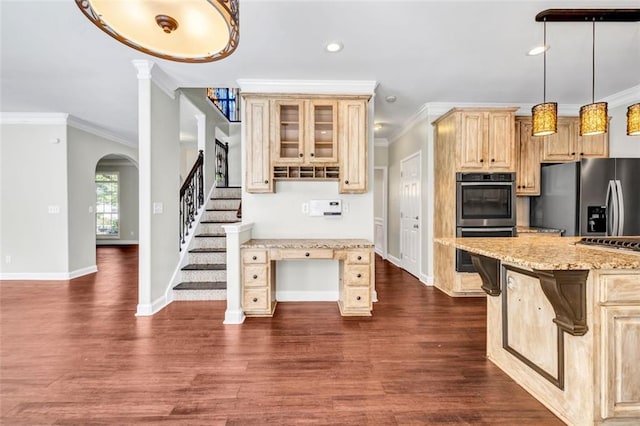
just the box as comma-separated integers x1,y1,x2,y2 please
605,180,619,236
615,180,624,236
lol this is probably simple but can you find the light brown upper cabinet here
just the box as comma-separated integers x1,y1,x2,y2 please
272,99,339,164
456,109,517,172
515,117,542,196
541,116,609,162
244,97,272,193
243,94,369,193
339,99,368,193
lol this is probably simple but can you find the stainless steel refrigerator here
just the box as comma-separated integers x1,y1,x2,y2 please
530,158,640,236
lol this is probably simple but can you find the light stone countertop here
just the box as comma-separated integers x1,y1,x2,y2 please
436,236,640,270
516,226,564,234
241,238,374,249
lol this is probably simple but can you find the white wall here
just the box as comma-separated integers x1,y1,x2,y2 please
179,141,198,182
0,121,69,276
609,102,640,157
149,82,180,303
228,122,242,187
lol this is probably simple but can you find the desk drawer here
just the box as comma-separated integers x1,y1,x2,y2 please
344,265,370,285
242,249,268,264
278,248,334,260
243,265,268,287
343,286,371,309
243,288,269,312
346,250,371,264
600,273,640,303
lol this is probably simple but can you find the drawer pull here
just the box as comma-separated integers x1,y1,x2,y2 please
357,273,362,278
253,275,258,279
357,255,362,260
299,153,303,157
264,180,268,184
344,180,349,184
356,296,361,301
252,255,257,260
252,297,258,303
305,252,310,257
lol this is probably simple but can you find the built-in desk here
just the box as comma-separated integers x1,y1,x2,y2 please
240,239,375,317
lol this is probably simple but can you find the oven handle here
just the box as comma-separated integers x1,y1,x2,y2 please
458,227,515,232
458,182,513,186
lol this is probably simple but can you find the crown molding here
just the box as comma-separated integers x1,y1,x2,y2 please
237,79,377,95
602,84,640,108
0,112,69,125
67,115,136,148
132,59,177,99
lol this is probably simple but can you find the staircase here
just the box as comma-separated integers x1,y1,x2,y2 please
173,186,241,300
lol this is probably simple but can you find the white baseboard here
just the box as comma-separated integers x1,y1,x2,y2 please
96,240,139,245
135,294,171,316
275,291,338,302
420,273,434,286
224,309,246,324
374,247,387,259
1,265,97,281
387,254,402,268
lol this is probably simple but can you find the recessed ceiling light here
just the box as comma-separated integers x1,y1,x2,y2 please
385,95,397,103
527,45,550,56
374,123,383,131
325,42,343,53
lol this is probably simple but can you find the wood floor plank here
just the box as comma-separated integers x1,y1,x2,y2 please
1,246,563,424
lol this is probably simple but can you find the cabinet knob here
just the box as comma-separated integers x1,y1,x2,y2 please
356,296,361,301
299,153,303,157
310,153,315,157
344,180,350,184
252,275,258,279
357,255,362,260
264,180,268,184
357,273,362,278
305,252,310,257
252,297,258,303
571,152,575,156
491,158,495,162
580,152,584,156
252,256,257,260
479,159,484,163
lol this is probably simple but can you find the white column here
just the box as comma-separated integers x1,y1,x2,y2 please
222,222,254,324
133,59,154,316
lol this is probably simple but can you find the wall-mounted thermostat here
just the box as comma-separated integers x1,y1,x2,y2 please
309,199,342,217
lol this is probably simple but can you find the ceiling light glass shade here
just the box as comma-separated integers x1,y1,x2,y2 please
75,0,239,63
579,102,608,136
627,103,640,136
532,102,557,136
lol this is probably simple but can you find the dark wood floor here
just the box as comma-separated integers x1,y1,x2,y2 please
1,246,562,425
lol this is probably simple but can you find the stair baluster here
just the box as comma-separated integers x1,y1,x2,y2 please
179,150,204,251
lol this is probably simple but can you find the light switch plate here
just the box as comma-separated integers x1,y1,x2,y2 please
153,202,163,214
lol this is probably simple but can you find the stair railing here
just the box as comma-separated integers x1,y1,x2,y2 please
215,139,229,187
179,150,204,250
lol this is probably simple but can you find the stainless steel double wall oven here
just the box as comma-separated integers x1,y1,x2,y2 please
455,172,516,272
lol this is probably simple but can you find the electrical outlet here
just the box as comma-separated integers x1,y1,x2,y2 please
48,205,60,214
5,255,11,264
302,203,309,214
153,202,163,214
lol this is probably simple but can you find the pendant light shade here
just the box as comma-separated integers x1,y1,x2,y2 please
627,103,640,136
579,20,607,136
75,0,239,63
532,20,557,136
580,102,608,136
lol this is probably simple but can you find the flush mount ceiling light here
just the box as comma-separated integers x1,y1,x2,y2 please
75,0,239,63
325,42,343,53
385,95,397,103
531,19,557,136
527,45,549,56
374,123,383,132
628,103,640,136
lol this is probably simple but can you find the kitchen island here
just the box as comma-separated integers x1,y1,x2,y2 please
436,236,640,425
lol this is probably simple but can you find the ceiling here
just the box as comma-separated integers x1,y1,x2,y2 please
1,0,639,143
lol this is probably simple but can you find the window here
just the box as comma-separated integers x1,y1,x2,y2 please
96,172,119,237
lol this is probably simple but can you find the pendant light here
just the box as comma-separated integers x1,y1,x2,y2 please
627,103,640,136
532,19,557,136
579,20,608,136
75,0,239,63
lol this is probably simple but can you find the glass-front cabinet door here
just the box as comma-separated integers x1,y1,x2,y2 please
273,100,304,163
307,100,338,163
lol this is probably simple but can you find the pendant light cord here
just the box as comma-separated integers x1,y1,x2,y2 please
543,19,547,102
591,19,596,104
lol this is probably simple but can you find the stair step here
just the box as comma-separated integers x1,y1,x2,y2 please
200,220,240,224
195,233,225,238
205,208,237,212
189,248,227,253
210,197,241,201
182,264,226,271
174,281,227,290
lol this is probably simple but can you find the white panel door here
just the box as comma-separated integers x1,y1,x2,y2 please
400,154,420,278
